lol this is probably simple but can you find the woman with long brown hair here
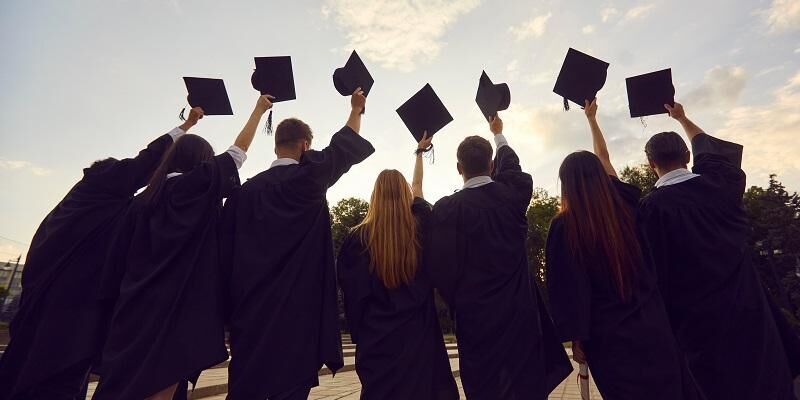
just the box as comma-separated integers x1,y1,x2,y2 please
93,95,273,400
545,99,702,399
337,133,458,400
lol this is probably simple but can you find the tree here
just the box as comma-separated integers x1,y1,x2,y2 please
743,174,800,328
526,188,560,302
620,164,658,196
330,197,369,256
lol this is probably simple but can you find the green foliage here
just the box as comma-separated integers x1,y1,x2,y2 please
526,188,560,301
743,174,800,327
619,164,659,196
330,197,369,256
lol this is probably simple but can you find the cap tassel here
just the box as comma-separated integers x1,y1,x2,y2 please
424,144,435,164
639,117,648,129
563,97,570,111
264,110,273,135
179,108,186,121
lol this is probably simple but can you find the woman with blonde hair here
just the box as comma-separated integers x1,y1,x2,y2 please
337,133,458,400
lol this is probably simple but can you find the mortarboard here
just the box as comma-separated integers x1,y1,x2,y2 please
181,77,233,119
553,48,609,111
475,71,511,122
251,56,296,134
626,68,675,118
333,50,374,114
396,83,454,143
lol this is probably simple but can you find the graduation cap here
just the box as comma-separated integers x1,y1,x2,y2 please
396,84,453,143
251,56,296,134
181,77,233,119
333,50,374,96
553,48,609,111
475,71,511,122
626,69,675,118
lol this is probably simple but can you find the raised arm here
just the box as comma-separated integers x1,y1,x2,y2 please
584,99,616,177
665,102,703,141
489,114,533,211
234,95,273,152
346,87,366,135
412,132,433,198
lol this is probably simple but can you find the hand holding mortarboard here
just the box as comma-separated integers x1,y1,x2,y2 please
179,107,205,132
416,131,433,154
181,77,233,120
584,98,598,120
334,51,374,114
347,88,367,135
489,115,503,136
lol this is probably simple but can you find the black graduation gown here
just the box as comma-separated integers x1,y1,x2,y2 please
638,133,794,400
0,133,173,399
92,152,238,400
336,197,459,400
224,126,374,400
546,177,702,400
427,144,573,400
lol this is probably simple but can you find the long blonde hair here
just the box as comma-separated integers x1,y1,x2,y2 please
355,169,419,289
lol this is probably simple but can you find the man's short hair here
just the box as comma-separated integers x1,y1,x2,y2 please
275,118,313,148
645,131,689,168
457,135,493,177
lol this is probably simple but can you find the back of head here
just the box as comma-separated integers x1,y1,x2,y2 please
275,118,313,151
558,151,641,301
645,131,689,170
140,134,214,205
356,169,419,289
457,135,493,178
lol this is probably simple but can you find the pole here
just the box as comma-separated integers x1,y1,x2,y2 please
7,255,21,296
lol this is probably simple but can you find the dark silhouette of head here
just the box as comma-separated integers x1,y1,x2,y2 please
644,131,690,177
456,135,494,180
557,151,641,301
274,118,313,159
140,134,214,205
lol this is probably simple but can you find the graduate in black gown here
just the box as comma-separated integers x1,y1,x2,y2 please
0,109,199,400
427,114,572,400
337,132,459,400
224,89,374,400
638,102,795,399
92,95,273,400
546,99,702,400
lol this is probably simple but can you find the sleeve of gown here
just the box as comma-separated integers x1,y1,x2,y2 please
175,152,241,203
425,198,461,308
691,133,746,201
300,126,375,196
411,197,433,235
491,145,533,213
94,133,175,196
610,176,642,209
336,233,371,344
545,220,592,342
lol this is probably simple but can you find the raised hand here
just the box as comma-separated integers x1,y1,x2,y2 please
255,94,275,115
584,98,598,120
417,131,433,152
351,87,367,112
489,115,503,136
665,102,686,121
180,107,204,131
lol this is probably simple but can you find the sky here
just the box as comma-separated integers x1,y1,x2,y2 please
1,0,799,262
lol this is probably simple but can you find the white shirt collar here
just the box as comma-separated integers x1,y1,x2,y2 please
462,175,493,189
270,158,299,169
655,168,700,188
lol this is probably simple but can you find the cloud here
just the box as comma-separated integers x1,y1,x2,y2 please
683,66,748,109
717,70,800,185
760,0,800,34
0,159,52,176
582,24,596,34
755,65,786,78
622,4,656,22
509,12,553,41
322,0,480,72
601,7,618,23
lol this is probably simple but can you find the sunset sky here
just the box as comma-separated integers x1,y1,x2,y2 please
1,0,799,261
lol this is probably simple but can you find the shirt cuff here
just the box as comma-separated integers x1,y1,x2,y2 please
226,145,247,169
168,127,186,142
493,134,508,149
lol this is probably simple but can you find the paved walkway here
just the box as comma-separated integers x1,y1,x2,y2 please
190,358,601,400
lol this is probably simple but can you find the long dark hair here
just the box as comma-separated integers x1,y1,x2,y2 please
557,151,641,301
139,134,214,206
